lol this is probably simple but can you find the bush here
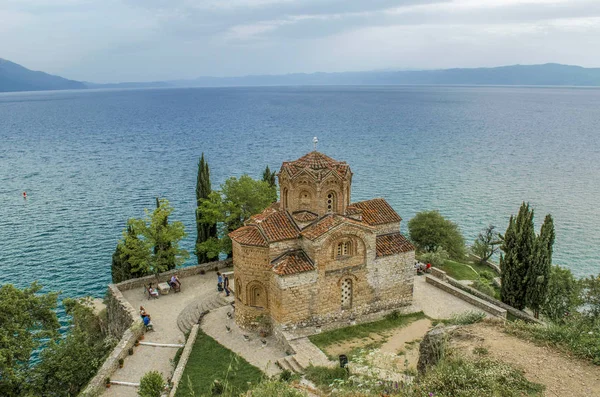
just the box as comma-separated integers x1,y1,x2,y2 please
138,371,164,397
419,248,449,268
419,356,544,396
446,311,486,325
409,210,466,260
471,278,496,298
479,271,495,281
304,365,348,389
279,369,292,382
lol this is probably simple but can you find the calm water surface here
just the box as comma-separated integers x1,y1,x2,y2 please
1,86,599,304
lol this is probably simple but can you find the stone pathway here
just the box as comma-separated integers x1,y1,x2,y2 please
104,269,232,396
411,273,490,319
201,306,288,376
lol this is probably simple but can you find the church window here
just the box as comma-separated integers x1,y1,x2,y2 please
336,241,352,257
327,191,337,212
235,279,242,300
341,278,353,309
248,282,267,308
283,188,288,208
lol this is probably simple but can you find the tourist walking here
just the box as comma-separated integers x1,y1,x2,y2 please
223,274,230,296
217,272,223,292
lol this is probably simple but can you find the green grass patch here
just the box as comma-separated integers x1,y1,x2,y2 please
439,260,479,280
176,330,264,397
304,365,348,391
308,311,426,350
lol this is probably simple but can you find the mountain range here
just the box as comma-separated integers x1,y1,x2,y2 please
2,58,600,93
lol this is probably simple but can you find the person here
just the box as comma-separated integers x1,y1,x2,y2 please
22,191,27,199
426,263,432,273
148,283,159,298
217,272,223,292
139,306,151,320
223,274,230,297
170,274,181,289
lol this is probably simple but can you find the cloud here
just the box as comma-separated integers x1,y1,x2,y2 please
1,0,599,81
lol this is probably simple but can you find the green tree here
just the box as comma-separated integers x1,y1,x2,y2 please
122,199,188,277
111,225,143,283
471,224,502,263
262,165,277,188
0,282,60,397
542,265,582,322
197,175,277,259
408,210,466,260
30,297,115,396
526,214,555,318
138,371,165,397
500,203,536,310
581,273,600,319
195,154,217,265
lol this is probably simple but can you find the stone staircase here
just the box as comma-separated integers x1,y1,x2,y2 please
276,337,337,373
176,295,232,334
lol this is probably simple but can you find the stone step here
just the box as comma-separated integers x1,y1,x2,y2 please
110,380,140,387
288,356,304,373
276,357,296,373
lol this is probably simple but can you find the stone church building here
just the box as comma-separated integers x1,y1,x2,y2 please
229,151,415,331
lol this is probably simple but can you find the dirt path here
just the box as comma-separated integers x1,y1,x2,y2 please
453,323,600,397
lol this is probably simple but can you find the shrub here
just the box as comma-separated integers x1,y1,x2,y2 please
479,270,495,281
279,369,292,382
138,371,164,397
447,311,486,325
419,248,449,268
471,278,496,297
304,365,348,389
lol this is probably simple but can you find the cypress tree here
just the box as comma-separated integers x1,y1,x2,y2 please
111,225,137,283
526,214,555,318
262,165,276,188
196,154,217,264
500,202,535,310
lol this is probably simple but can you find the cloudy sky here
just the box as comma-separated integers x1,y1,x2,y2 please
1,0,599,82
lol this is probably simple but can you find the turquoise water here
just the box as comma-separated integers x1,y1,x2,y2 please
1,86,599,302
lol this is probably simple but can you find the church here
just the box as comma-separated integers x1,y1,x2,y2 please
229,151,415,331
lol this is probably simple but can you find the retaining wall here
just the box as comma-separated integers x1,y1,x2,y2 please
468,254,501,275
168,324,200,397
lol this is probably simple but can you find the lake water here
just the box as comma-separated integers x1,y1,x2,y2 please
1,85,599,303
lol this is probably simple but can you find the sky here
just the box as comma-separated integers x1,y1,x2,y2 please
1,0,599,83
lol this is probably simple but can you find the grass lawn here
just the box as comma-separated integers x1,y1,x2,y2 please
308,311,426,351
439,260,479,280
176,330,263,397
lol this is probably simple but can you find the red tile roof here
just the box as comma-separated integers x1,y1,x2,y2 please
229,226,268,247
280,151,350,178
376,232,415,257
347,198,401,226
272,250,315,276
292,210,319,223
247,205,300,242
301,214,372,240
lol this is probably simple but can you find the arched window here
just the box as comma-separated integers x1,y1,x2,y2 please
326,191,337,213
235,278,242,300
341,278,353,309
248,282,267,308
336,241,352,257
282,188,288,209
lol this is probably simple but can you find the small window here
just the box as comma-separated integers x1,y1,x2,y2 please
336,241,352,257
341,278,352,309
326,192,337,212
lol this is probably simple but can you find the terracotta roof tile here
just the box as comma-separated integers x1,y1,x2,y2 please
347,198,401,226
376,232,415,257
271,250,315,276
301,214,372,240
229,226,268,247
292,210,319,223
280,151,350,178
247,205,300,242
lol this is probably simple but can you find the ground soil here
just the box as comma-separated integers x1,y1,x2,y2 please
451,321,600,397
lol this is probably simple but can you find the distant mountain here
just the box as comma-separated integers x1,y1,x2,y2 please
0,58,86,92
2,60,600,93
177,64,600,87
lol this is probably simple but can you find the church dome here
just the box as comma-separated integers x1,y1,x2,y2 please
280,151,351,178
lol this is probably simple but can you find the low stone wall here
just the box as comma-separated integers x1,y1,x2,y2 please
80,287,144,396
169,324,200,397
425,276,507,318
115,259,232,292
445,277,542,324
430,267,447,281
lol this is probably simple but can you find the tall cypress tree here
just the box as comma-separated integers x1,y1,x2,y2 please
526,214,555,318
262,165,276,188
196,154,217,264
111,225,138,283
500,202,535,310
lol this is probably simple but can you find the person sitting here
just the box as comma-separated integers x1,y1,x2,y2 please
140,306,150,320
147,283,159,299
142,313,154,331
169,275,181,292
425,263,432,273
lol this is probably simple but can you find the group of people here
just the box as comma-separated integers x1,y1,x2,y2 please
217,272,230,296
415,261,432,275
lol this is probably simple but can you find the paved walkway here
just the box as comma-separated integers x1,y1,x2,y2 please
412,273,489,319
104,268,232,397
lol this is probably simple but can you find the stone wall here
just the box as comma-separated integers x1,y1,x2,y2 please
468,253,501,275
169,324,200,397
115,259,232,292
